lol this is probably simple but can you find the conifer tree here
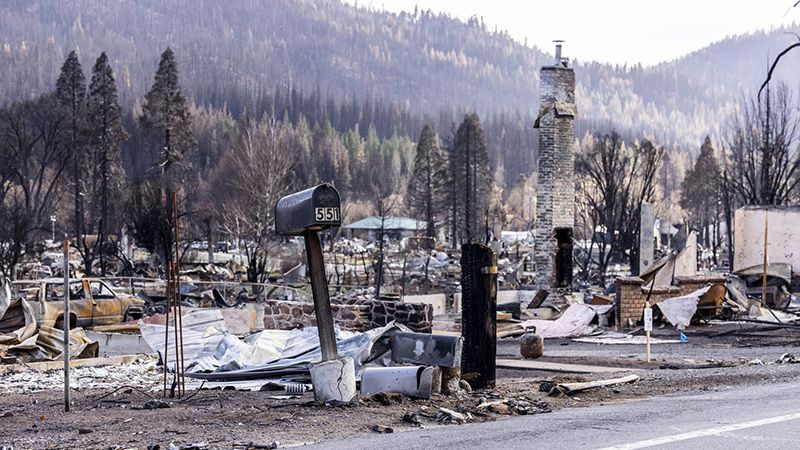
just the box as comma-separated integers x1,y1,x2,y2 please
680,136,721,250
139,47,195,179
85,52,128,274
133,47,195,263
406,124,447,242
55,51,87,243
452,113,493,243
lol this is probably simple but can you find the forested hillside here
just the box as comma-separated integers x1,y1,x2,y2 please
2,0,799,279
2,0,798,152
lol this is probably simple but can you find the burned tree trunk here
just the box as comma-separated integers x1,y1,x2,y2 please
460,243,497,389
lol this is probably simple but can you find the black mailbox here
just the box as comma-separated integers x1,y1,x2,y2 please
275,183,341,236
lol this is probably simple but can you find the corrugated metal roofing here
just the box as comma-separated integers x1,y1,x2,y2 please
344,216,427,231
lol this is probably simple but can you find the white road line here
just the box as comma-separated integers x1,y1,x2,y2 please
597,412,800,450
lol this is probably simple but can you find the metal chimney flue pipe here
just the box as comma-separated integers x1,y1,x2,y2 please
554,40,565,66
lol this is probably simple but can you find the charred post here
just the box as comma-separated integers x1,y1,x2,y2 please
460,242,497,389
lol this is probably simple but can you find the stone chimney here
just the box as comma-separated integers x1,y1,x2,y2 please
533,42,576,299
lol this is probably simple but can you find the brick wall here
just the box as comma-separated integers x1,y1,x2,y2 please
615,275,727,327
534,65,576,297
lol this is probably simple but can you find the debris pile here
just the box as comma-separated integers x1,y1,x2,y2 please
0,357,159,393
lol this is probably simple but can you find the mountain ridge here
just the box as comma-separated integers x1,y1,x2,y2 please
1,0,799,148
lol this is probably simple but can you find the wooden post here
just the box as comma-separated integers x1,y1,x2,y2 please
460,243,497,389
63,239,71,412
304,230,338,361
644,300,652,363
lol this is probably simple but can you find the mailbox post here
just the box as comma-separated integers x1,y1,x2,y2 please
303,231,338,361
275,183,356,403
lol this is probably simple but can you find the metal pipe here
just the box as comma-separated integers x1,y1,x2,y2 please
162,264,171,398
173,192,186,396
63,239,70,412
303,230,338,361
174,261,185,396
171,265,181,397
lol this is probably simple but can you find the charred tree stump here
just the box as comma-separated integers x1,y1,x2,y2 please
460,243,497,389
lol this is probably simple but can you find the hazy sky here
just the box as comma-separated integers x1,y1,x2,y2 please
349,0,799,66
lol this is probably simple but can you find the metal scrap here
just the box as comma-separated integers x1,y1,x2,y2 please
389,332,462,368
361,365,434,399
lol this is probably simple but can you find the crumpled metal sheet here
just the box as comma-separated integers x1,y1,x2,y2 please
7,325,99,362
521,304,611,338
138,309,230,370
0,297,37,346
656,287,709,330
185,321,408,381
0,277,37,346
0,276,11,319
735,262,792,285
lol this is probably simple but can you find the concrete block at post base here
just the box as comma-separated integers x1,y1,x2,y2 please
309,356,357,404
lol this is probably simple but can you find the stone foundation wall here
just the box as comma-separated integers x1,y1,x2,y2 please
262,300,370,331
368,301,433,332
262,298,433,332
615,275,727,327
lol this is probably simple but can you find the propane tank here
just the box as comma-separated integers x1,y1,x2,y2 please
520,326,544,359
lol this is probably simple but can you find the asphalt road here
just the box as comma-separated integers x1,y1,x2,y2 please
306,380,800,449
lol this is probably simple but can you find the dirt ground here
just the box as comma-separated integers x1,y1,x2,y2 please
3,322,800,449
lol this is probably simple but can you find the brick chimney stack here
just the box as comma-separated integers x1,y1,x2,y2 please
533,42,576,300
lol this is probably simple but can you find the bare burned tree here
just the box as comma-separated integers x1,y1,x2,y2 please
0,95,70,276
576,132,663,281
211,115,297,286
372,185,398,300
724,83,800,205
759,0,800,99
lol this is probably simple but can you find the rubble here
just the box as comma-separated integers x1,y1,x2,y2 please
2,180,800,448
0,357,159,393
437,407,468,423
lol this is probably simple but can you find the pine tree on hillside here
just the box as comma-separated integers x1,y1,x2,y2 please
406,124,448,243
680,135,721,251
133,47,195,263
85,52,128,274
139,47,195,180
55,50,87,243
452,113,493,243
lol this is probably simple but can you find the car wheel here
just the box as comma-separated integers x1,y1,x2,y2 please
54,315,76,330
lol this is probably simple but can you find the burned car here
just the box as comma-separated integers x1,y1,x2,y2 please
11,278,145,329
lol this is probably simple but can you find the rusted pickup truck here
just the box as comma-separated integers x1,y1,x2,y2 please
12,278,146,329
